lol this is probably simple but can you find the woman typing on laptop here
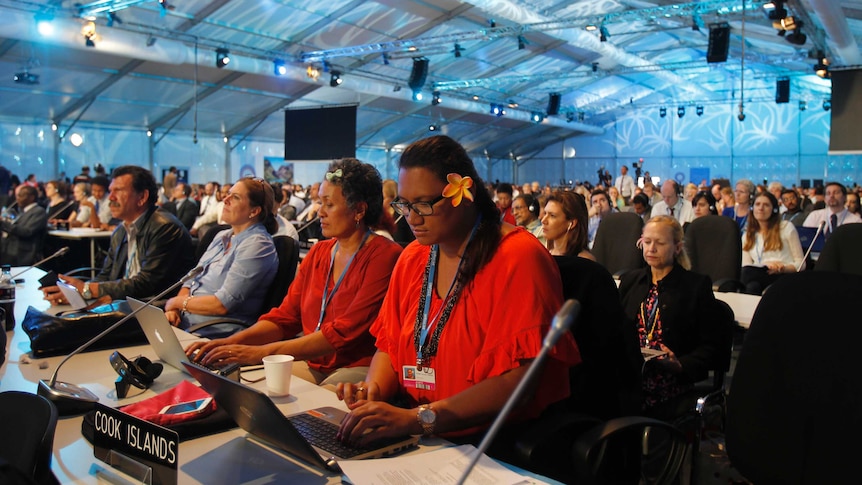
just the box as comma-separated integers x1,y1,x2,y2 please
334,136,580,445
186,159,402,387
162,178,278,329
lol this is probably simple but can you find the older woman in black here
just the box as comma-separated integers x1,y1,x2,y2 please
618,215,728,418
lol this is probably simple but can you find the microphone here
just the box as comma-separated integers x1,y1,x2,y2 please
37,265,204,416
296,215,320,234
10,247,70,280
797,219,826,272
51,199,78,220
456,299,581,485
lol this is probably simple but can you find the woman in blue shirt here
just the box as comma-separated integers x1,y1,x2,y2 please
164,178,278,329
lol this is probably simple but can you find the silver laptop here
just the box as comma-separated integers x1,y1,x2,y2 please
182,360,420,473
128,297,205,374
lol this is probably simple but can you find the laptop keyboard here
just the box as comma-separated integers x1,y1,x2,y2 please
288,413,366,459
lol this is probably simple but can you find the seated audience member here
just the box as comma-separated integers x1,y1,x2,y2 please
161,183,198,230
44,180,74,222
333,135,579,446
780,189,811,227
382,179,415,244
542,190,594,261
190,181,221,237
711,184,724,212
495,183,516,225
652,180,694,225
618,215,726,418
718,186,734,215
767,182,785,213
512,193,545,245
187,159,402,387
803,182,862,239
587,189,614,248
642,180,662,206
67,182,95,227
608,186,626,211
741,192,805,295
270,182,299,240
683,182,698,202
164,178,279,329
0,185,48,266
723,179,754,231
848,191,861,216
631,192,652,222
691,190,718,219
88,176,114,230
809,185,825,210
42,165,195,304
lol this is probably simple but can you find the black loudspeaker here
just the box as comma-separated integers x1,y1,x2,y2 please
707,23,730,63
547,93,561,116
408,58,429,92
776,77,790,104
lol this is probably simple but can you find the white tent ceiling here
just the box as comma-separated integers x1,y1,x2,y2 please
0,0,857,158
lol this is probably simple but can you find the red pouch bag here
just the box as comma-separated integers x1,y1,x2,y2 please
119,380,216,427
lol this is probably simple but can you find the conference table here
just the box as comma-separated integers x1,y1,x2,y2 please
48,228,112,279
0,269,553,484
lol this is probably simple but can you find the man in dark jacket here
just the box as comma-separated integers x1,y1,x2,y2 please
0,185,48,266
161,183,198,230
42,165,194,304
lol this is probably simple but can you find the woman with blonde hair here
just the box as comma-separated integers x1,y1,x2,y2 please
618,215,726,418
608,185,626,211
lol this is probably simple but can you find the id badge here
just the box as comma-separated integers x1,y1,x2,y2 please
402,365,436,391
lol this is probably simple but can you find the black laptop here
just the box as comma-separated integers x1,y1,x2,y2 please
182,361,419,472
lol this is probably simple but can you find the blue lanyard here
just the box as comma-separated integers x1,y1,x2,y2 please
317,230,371,331
416,217,481,365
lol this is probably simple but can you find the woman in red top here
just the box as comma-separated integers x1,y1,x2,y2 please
335,135,580,444
188,158,402,386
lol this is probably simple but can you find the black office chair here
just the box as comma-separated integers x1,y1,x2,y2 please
187,235,300,339
684,215,744,292
726,271,862,483
194,223,230,262
591,212,646,278
0,391,59,485
813,223,862,275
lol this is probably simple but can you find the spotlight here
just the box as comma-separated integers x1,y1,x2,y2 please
591,62,599,72
82,21,96,47
428,124,439,131
35,12,54,36
490,104,505,117
599,25,610,42
274,59,287,76
659,107,667,118
585,24,598,31
330,71,342,87
531,112,544,123
566,112,575,122
799,100,807,111
578,111,585,121
146,35,157,47
13,71,39,85
381,52,390,65
508,100,518,108
678,106,685,118
412,91,423,101
785,29,807,45
431,91,441,106
764,1,787,21
696,105,704,116
488,19,496,28
738,105,746,121
823,99,831,111
517,35,526,50
216,48,230,68
453,43,464,58
814,55,830,78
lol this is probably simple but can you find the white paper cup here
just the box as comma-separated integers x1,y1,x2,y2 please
262,354,295,396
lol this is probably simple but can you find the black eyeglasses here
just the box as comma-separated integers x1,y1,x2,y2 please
390,195,446,216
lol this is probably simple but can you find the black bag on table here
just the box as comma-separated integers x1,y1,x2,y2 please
21,300,147,358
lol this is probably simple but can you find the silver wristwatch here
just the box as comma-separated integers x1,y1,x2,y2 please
417,404,436,436
81,282,92,299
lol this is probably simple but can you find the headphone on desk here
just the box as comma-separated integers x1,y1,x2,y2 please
110,351,163,398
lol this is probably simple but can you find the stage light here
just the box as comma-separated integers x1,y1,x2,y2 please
431,91,441,106
814,55,830,78
330,71,342,87
490,104,505,117
785,28,806,45
507,100,518,108
799,100,807,111
146,35,157,47
566,112,575,122
823,99,831,111
659,107,667,118
216,48,230,68
13,72,39,85
82,21,96,47
35,13,54,36
578,111,585,121
591,62,599,72
678,106,685,118
585,24,598,31
428,124,439,131
147,130,153,137
488,19,496,28
412,91,423,101
274,59,287,76
381,52,390,65
531,112,544,123
453,43,463,58
517,35,526,50
696,105,704,116
306,65,320,80
599,25,610,42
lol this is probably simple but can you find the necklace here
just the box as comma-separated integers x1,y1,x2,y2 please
413,216,482,370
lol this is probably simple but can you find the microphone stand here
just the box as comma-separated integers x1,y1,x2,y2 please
296,215,320,235
797,220,826,272
456,300,581,485
37,266,204,416
10,247,70,280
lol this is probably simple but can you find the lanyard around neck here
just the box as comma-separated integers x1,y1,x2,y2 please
317,230,371,331
416,216,481,366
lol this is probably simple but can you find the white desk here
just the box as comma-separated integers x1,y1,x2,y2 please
48,229,112,278
714,292,760,329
